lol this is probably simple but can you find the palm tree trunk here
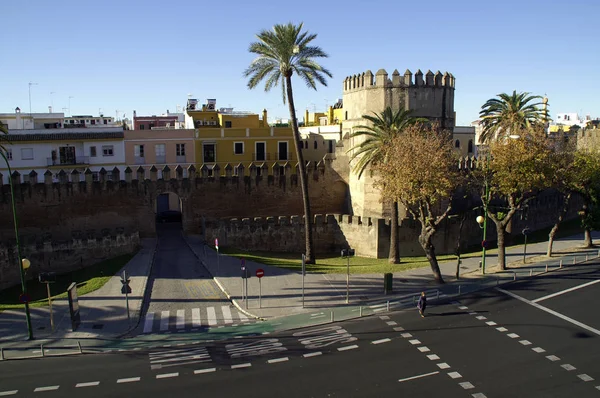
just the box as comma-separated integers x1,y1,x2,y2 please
418,231,444,284
388,201,400,264
547,192,571,257
285,75,315,264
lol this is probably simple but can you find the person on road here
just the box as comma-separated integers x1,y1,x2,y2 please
417,292,427,317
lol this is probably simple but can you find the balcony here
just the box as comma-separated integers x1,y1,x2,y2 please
277,152,291,161
252,153,271,161
47,156,90,166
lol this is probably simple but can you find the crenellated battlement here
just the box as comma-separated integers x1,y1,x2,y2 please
207,213,377,230
343,68,455,92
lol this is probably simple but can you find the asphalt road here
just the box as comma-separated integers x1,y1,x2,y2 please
1,261,599,397
133,223,250,336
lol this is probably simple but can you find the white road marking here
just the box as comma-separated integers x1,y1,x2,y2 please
372,338,391,345
437,362,450,369
192,308,201,327
401,333,413,338
222,306,233,324
532,279,600,303
459,381,475,389
519,340,532,346
418,346,431,353
546,355,560,361
393,327,405,332
194,368,216,374
471,393,487,398
338,344,359,351
468,312,477,315
427,354,440,360
304,352,322,358
485,321,497,326
409,339,421,345
379,315,390,320
117,377,140,383
0,392,18,396
595,386,600,391
207,307,217,326
156,372,179,379
76,381,100,388
448,371,462,379
160,311,169,331
238,311,249,322
561,364,576,371
398,371,439,383
386,321,398,326
176,310,185,329
143,312,154,333
532,347,546,353
268,357,289,364
476,316,487,320
507,333,520,339
34,386,60,392
458,306,468,310
496,327,508,332
497,288,600,337
231,363,251,369
578,374,594,382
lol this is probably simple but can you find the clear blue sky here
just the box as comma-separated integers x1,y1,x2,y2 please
2,0,598,125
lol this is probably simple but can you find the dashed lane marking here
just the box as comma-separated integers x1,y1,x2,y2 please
519,340,532,346
194,368,216,374
448,372,462,379
561,364,576,371
156,373,179,379
532,347,546,353
75,382,100,388
372,338,391,345
379,315,390,320
408,339,421,345
546,355,560,362
400,333,413,338
231,363,251,369
471,393,488,398
117,377,141,384
496,327,508,332
303,352,322,358
578,374,594,382
458,306,468,310
476,316,487,320
437,363,451,370
268,357,289,364
338,345,359,352
393,327,405,332
0,392,18,396
507,333,520,339
459,382,475,390
33,386,60,392
427,354,440,360
418,346,431,353
386,321,398,326
485,321,497,326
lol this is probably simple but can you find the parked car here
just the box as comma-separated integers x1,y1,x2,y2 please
156,210,182,223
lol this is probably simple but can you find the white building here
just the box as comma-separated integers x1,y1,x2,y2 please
0,107,64,130
1,127,126,185
554,113,591,129
63,114,119,128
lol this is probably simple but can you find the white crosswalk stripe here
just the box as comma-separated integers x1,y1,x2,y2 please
143,307,254,333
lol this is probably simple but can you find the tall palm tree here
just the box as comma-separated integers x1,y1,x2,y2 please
479,91,547,144
348,107,427,264
244,22,332,264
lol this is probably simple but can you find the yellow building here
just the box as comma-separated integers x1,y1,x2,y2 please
184,98,268,129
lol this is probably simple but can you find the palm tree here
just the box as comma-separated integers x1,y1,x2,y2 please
479,91,547,144
348,107,427,264
244,22,332,264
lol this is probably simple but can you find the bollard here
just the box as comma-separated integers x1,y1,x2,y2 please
597,249,600,258
331,311,334,323
40,344,45,357
458,285,461,295
0,347,3,361
513,272,517,281
78,341,83,354
386,301,390,311
436,290,439,299
530,269,533,276
559,260,563,268
359,306,363,317
586,255,589,262
573,257,576,264
545,264,548,272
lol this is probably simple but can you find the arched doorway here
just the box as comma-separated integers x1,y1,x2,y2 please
155,192,183,230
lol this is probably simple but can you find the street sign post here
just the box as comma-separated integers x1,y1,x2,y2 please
121,270,131,325
215,238,220,276
341,249,355,304
241,258,246,303
522,227,531,263
256,268,264,308
301,254,306,308
39,272,56,331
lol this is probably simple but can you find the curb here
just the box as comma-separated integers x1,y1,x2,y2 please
182,236,265,322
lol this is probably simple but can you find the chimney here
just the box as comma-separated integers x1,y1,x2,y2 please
133,110,137,118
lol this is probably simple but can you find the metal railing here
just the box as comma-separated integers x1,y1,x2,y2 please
46,156,90,166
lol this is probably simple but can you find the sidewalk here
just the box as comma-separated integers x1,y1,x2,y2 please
185,231,600,321
0,238,156,348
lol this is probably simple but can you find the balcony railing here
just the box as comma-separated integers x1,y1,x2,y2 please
277,152,291,161
47,156,90,166
252,153,271,161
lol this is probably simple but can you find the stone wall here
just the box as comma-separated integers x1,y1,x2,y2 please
0,160,349,242
0,229,140,290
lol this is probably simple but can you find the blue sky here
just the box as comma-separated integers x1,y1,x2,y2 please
2,0,598,125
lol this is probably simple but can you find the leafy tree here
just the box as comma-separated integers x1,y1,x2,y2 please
347,107,427,264
483,126,555,270
570,147,600,247
244,22,332,264
479,91,547,144
374,123,462,283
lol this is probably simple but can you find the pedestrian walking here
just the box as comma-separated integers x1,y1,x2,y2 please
417,292,427,317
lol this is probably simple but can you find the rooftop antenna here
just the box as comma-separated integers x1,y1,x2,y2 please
68,96,74,117
116,110,123,122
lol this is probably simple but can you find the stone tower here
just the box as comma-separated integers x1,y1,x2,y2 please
340,67,456,218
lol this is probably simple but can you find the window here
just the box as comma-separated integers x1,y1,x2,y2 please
91,119,96,125
176,143,186,157
313,141,318,149
103,120,108,125
134,144,144,157
234,142,244,155
278,141,288,161
225,121,232,128
327,140,334,154
203,143,216,163
155,144,166,163
102,145,114,156
140,124,145,130
5,148,12,160
21,148,34,160
90,146,97,157
92,172,99,182
468,140,473,153
149,123,154,129
455,140,460,148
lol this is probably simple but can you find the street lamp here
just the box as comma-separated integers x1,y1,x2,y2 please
476,148,491,275
0,150,34,340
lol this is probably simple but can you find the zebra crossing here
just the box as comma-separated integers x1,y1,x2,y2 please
143,306,252,333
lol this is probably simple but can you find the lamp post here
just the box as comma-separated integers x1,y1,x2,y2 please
0,150,34,340
476,149,490,275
